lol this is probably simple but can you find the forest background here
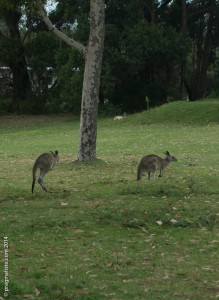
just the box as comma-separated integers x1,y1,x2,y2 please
0,0,219,115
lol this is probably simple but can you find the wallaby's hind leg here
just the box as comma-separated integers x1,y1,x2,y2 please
148,172,151,180
38,178,48,192
148,172,155,180
38,169,48,192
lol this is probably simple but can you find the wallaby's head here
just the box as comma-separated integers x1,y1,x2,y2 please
164,151,177,162
51,150,59,162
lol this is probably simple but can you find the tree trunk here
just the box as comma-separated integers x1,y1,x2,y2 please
4,7,31,112
78,0,105,161
11,52,30,112
189,0,216,101
38,0,105,161
179,0,187,99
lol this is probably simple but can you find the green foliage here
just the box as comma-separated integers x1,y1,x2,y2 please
126,23,188,67
99,101,122,117
0,37,23,65
1,0,219,114
0,100,219,299
48,48,84,114
26,32,59,69
18,96,46,115
0,98,12,114
102,3,192,112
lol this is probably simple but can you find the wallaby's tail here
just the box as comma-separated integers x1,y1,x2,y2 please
137,164,142,181
32,162,38,193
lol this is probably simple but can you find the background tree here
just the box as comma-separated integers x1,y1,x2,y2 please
187,0,217,100
0,1,31,112
100,0,190,112
163,0,218,100
26,31,59,113
37,0,105,161
1,0,219,117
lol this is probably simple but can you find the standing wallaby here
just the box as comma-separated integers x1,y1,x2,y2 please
137,151,177,181
32,151,59,193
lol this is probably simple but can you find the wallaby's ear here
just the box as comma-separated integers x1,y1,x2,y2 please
50,150,58,157
164,151,170,156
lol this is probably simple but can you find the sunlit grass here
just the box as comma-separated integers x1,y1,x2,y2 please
0,100,219,299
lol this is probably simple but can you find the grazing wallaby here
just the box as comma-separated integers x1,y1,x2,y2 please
32,151,59,193
113,113,127,120
137,151,177,181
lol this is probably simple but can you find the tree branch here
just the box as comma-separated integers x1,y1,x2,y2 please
36,1,86,56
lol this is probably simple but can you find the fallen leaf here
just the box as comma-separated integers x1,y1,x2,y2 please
20,267,29,272
156,220,163,226
34,288,40,296
60,201,69,206
106,262,113,268
170,219,178,224
21,295,35,299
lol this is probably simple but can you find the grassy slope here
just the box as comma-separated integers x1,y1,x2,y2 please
0,100,219,300
130,99,219,125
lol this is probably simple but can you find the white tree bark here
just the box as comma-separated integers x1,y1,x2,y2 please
37,0,105,161
78,0,105,161
37,3,86,55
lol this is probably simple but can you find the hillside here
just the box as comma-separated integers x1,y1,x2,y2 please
130,99,219,125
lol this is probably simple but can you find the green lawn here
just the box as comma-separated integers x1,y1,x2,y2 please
0,100,219,300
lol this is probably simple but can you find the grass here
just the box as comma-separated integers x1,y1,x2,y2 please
0,99,219,300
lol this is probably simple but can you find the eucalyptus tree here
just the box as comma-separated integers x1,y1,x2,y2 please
101,0,190,111
0,0,31,111
187,0,218,100
160,0,219,100
37,0,105,161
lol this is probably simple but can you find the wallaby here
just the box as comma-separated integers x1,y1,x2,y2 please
137,151,177,181
113,113,127,120
32,151,59,193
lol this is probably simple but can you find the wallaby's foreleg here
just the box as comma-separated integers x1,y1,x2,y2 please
159,168,163,177
137,165,142,181
38,169,48,192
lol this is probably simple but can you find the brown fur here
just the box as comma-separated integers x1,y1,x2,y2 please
32,151,59,193
137,151,177,181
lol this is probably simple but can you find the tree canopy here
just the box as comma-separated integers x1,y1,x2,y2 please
0,0,219,114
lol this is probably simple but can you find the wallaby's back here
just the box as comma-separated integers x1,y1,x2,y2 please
32,151,59,193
